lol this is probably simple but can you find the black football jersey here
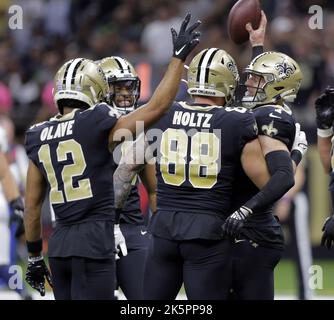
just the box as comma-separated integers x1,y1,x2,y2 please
147,101,258,240
25,103,119,225
111,141,144,225
255,104,296,150
231,104,296,249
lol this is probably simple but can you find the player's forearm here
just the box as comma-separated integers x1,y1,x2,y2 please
114,163,145,209
2,170,20,202
0,152,21,202
24,206,42,243
108,58,183,146
148,192,157,213
317,136,332,173
139,162,157,212
244,150,295,212
143,58,183,117
251,45,264,59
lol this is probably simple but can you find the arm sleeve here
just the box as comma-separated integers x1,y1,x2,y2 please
251,46,264,59
243,150,295,211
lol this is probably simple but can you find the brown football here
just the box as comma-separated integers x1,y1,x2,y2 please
228,0,261,45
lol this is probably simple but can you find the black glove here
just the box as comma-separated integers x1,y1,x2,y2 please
315,87,334,129
9,197,25,238
321,215,334,249
26,255,53,296
221,206,252,238
171,13,201,61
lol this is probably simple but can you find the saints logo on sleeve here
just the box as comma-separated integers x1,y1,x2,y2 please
261,121,278,137
254,105,296,150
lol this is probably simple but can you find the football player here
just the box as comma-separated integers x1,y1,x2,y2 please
221,49,307,299
115,44,305,299
98,56,156,299
116,11,307,300
23,14,200,300
315,87,334,249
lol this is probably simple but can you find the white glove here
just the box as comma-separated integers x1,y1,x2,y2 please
292,123,308,158
114,224,127,260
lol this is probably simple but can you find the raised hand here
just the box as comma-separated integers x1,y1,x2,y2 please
171,13,201,61
246,10,267,47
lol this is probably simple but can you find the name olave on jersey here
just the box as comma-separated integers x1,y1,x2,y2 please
172,111,212,128
40,120,74,141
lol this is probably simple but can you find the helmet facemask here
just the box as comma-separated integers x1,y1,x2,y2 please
98,56,141,115
108,78,141,115
242,72,275,108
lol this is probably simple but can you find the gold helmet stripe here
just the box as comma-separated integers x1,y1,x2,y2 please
65,58,83,89
199,48,219,88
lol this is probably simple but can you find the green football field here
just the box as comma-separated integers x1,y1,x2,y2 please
274,259,334,296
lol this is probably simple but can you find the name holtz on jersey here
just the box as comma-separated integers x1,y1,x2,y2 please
172,111,212,128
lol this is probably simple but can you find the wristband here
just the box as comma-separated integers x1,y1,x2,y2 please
317,127,333,138
28,255,44,263
26,239,43,254
251,45,264,59
291,150,302,166
115,208,122,224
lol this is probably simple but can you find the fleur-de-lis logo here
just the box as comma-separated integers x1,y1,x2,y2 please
227,61,239,81
275,60,295,80
262,121,278,137
250,241,259,248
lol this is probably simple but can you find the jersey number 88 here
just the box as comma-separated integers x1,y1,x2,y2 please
160,128,219,189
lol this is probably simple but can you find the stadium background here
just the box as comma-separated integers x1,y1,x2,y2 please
0,0,334,298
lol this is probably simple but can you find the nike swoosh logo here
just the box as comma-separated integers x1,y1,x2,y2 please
269,112,281,119
175,44,187,56
141,230,147,235
234,239,246,244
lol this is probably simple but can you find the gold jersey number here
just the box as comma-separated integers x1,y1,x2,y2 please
160,128,219,189
38,139,93,204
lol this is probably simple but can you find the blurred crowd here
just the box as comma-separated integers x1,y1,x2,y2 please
0,0,333,143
